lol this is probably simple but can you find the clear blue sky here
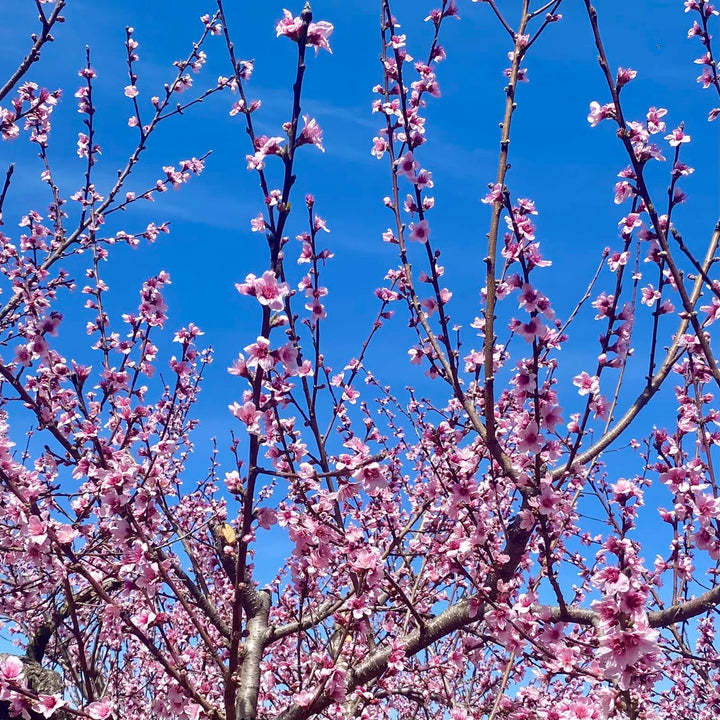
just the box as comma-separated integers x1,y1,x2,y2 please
0,0,716,508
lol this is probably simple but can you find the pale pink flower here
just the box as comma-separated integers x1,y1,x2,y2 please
229,401,262,434
306,21,334,53
34,695,65,719
250,214,267,232
253,270,290,311
646,106,667,134
517,420,543,454
665,126,691,146
298,115,324,151
573,371,599,396
86,699,113,720
0,656,23,682
352,462,387,495
244,336,275,372
409,219,430,243
587,100,615,126
395,151,419,181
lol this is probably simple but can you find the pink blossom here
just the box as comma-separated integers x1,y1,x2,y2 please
244,336,275,372
515,316,546,342
250,214,267,232
587,100,615,126
573,371,599,396
276,10,334,53
224,471,244,494
34,695,65,719
665,126,691,146
229,401,262,434
298,115,324,151
253,270,290,311
276,342,299,374
371,136,387,158
306,20,334,54
352,462,387,495
616,67,637,86
645,106,667,134
517,420,543,454
481,182,504,204
0,656,23,682
409,219,430,243
86,699,113,720
597,622,659,689
395,151,419,181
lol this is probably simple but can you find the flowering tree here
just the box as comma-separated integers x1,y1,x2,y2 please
1,0,720,719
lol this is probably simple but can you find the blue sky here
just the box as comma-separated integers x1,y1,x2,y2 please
0,0,717,548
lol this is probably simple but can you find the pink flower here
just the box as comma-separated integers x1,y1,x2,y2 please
0,656,23,682
253,270,290,311
342,385,360,404
229,401,262,434
371,136,387,159
306,20,334,54
298,115,324,151
613,180,634,204
587,100,615,126
276,342,299,374
616,67,637,86
224,471,244,494
276,10,334,54
124,85,139,98
86,699,113,720
244,336,275,372
597,622,659,690
34,695,65,719
618,212,641,237
517,420,543,454
541,404,563,431
535,482,557,514
414,168,433,189
250,214,267,232
573,371,599,396
641,285,661,306
646,106,667,134
608,250,629,270
665,126,691,146
256,507,278,529
352,462,387,495
515,316,545,342
228,354,248,377
409,219,430,243
481,182,504,204
395,151,419,181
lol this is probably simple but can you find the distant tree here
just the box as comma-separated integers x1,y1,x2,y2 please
0,1,719,719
